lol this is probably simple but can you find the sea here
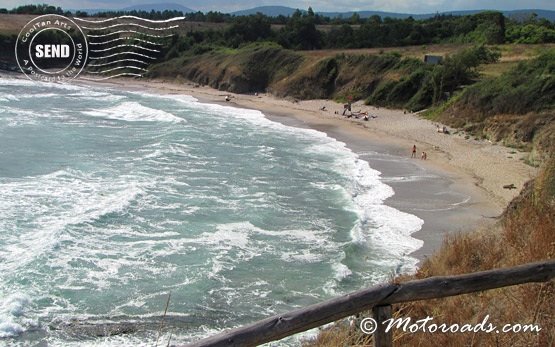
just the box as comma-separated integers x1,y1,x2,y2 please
0,78,423,346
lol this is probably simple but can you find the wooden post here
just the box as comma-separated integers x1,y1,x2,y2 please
373,305,392,347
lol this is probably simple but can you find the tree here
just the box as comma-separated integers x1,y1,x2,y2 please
225,14,273,47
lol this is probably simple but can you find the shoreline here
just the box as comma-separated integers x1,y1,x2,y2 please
2,73,538,261
88,77,532,261
76,76,537,261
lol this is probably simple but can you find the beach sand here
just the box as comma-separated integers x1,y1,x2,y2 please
4,73,538,262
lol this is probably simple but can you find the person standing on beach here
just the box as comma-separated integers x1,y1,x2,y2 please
411,145,417,158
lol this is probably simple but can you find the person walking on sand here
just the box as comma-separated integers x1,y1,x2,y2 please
411,145,417,158
421,151,427,160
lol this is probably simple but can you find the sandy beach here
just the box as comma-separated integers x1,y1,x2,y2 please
3,72,538,260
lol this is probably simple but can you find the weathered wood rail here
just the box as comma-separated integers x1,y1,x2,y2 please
182,260,555,347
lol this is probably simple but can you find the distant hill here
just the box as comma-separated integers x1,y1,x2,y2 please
231,6,555,21
232,6,300,17
504,9,555,21
74,4,554,20
122,3,194,13
77,3,195,15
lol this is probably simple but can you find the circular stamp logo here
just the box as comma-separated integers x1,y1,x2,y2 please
15,14,88,82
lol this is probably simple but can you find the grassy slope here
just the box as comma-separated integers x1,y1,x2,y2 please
149,42,553,102
395,154,554,347
149,44,418,100
433,49,555,164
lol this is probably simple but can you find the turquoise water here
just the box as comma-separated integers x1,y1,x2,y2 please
0,78,423,346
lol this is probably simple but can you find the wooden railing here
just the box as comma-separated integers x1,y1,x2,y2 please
182,260,555,347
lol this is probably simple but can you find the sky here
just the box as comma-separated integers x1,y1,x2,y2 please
2,0,555,13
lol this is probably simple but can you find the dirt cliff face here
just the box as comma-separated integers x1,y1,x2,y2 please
148,45,304,94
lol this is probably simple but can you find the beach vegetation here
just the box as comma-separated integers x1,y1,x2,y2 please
450,49,555,118
436,49,555,161
362,45,500,110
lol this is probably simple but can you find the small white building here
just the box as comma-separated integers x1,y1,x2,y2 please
424,55,443,65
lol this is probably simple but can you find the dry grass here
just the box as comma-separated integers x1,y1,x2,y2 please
479,44,555,77
0,14,36,34
301,43,555,62
304,321,374,347
306,156,555,347
300,44,469,59
479,61,519,77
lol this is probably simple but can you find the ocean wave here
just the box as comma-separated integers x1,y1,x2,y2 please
381,174,440,183
67,89,126,102
0,77,86,91
82,101,185,123
0,77,37,87
0,94,20,102
0,169,146,274
19,93,59,99
0,293,35,338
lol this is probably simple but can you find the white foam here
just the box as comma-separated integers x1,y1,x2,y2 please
382,174,439,183
0,77,85,91
280,252,324,263
199,222,253,250
367,204,424,272
0,293,33,338
69,89,127,102
304,130,423,274
184,99,303,133
256,228,329,244
0,169,147,274
195,222,262,280
332,263,353,282
0,94,19,102
273,117,423,275
19,93,59,99
338,158,424,275
0,77,37,87
132,91,198,104
82,101,185,123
